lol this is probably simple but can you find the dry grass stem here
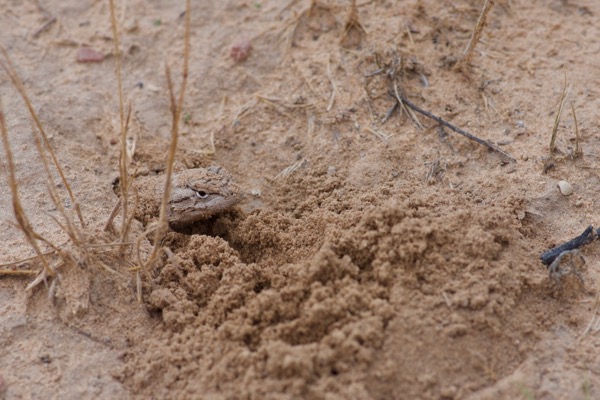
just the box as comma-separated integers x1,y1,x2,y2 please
579,292,600,341
549,75,570,153
25,259,63,291
136,271,142,303
326,57,337,111
144,0,191,270
88,242,134,249
296,64,325,101
272,159,307,181
124,104,136,162
0,269,39,276
32,16,57,39
482,93,504,120
104,165,139,233
30,126,89,263
570,101,581,157
0,45,85,227
0,99,54,278
278,1,331,53
340,0,366,48
307,114,315,138
256,95,314,109
365,126,393,141
405,26,415,46
256,96,296,119
455,0,495,69
0,250,56,268
192,128,216,156
109,0,131,243
232,98,258,125
103,199,123,232
392,81,423,129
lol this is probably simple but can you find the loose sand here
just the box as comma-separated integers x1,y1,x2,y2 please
2,0,600,398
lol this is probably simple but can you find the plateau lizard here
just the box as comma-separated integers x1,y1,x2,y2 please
131,166,242,231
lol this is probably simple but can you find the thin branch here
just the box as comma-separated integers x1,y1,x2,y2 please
393,94,516,162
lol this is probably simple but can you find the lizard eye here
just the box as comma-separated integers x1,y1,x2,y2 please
195,190,208,199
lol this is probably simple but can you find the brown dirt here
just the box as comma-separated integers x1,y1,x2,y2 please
2,0,600,399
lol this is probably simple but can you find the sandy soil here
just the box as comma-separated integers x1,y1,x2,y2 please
2,0,600,398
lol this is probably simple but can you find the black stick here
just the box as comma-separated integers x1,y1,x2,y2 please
392,93,516,162
540,226,598,266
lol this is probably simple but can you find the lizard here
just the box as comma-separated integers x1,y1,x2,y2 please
127,166,243,232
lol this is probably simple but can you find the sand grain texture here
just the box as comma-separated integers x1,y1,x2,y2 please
2,0,600,399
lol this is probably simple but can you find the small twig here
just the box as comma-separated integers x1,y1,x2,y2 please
0,269,39,276
540,226,598,266
391,93,516,162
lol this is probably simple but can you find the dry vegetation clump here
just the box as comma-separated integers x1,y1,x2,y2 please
0,0,191,302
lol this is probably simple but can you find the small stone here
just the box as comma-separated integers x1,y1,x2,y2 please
440,385,457,399
230,38,252,62
557,180,574,196
445,323,468,338
76,47,104,63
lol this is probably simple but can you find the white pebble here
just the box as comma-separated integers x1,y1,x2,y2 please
557,180,574,196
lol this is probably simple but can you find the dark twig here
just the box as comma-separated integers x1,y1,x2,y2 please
381,101,398,124
390,92,516,162
540,226,598,266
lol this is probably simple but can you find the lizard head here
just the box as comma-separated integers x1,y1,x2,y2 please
167,166,242,230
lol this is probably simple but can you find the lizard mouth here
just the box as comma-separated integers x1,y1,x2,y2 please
167,190,241,232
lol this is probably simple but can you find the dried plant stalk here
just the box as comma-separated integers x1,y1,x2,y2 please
0,45,85,227
0,99,54,277
455,0,495,69
144,0,191,269
109,0,130,243
549,76,570,153
570,101,581,157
